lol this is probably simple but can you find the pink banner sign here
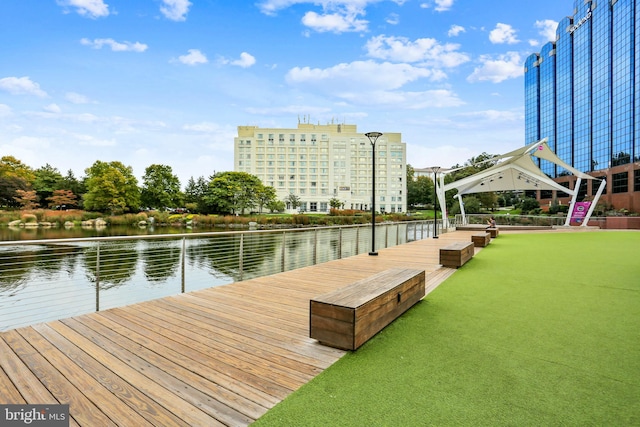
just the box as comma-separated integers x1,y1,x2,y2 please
571,201,591,222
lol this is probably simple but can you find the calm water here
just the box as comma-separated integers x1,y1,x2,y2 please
0,224,417,330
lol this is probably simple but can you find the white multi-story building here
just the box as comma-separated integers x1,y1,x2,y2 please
234,122,407,213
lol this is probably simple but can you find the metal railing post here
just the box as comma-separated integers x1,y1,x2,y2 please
181,237,186,293
355,227,360,254
239,233,244,281
385,224,389,248
95,242,100,312
338,228,343,259
313,229,318,265
281,232,286,272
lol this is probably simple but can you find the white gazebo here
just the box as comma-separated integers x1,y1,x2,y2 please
435,138,606,227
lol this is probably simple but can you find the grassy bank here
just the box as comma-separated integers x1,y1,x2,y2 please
254,231,640,426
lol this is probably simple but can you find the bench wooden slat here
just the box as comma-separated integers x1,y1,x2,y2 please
471,232,491,247
439,241,474,268
309,268,425,350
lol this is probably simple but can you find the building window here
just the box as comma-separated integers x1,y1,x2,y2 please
612,172,628,194
310,202,317,212
634,170,640,192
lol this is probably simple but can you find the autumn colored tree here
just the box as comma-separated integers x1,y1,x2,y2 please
46,189,78,209
13,189,39,210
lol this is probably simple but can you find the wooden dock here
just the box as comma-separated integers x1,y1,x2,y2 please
0,230,483,426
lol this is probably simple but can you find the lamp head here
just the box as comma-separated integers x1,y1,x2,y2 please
365,132,383,146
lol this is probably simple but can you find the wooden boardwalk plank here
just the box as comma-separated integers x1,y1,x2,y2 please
0,230,484,425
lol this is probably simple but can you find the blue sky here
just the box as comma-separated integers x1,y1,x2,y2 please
0,0,572,185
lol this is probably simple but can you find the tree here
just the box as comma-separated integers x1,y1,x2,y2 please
14,189,39,210
267,199,285,213
0,175,29,208
255,185,277,214
140,164,182,210
0,156,34,207
0,156,35,183
408,176,433,209
47,189,78,209
83,161,140,214
520,197,540,214
329,198,343,209
284,193,301,211
58,170,86,197
204,171,263,215
184,176,210,214
33,164,64,202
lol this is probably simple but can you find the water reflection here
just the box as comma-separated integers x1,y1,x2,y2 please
141,240,182,283
0,222,422,331
83,242,140,290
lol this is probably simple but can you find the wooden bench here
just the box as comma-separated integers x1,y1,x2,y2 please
487,227,499,238
439,241,474,268
309,268,425,350
471,232,491,247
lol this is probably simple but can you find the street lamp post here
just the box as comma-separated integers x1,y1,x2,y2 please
431,166,441,239
365,132,383,256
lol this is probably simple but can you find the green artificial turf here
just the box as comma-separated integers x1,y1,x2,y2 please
253,231,640,426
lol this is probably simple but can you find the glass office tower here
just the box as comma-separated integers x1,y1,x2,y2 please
524,0,640,212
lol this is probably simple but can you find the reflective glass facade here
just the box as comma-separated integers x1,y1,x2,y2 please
525,0,639,177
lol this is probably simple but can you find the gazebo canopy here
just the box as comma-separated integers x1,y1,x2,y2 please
435,138,605,227
442,138,595,197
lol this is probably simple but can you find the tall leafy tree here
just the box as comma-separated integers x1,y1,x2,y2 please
0,175,29,208
255,185,277,214
184,176,210,213
204,171,263,215
83,161,140,213
284,193,301,211
58,169,86,196
0,156,34,208
0,156,35,183
140,164,182,209
33,164,64,203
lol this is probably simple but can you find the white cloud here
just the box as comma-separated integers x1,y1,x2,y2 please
178,49,208,66
467,52,523,83
0,77,48,97
183,122,223,132
365,35,470,68
535,19,558,42
301,10,368,33
44,104,62,113
447,24,465,37
434,0,454,11
66,92,93,104
489,23,519,44
232,52,257,68
286,60,445,94
386,13,400,25
340,89,464,108
80,38,148,52
257,0,371,32
160,0,192,21
57,0,109,18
